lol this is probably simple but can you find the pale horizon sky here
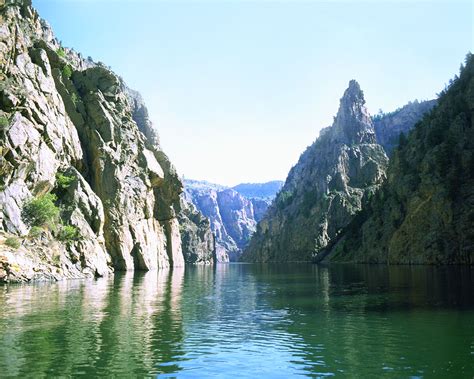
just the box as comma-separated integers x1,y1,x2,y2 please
34,0,473,186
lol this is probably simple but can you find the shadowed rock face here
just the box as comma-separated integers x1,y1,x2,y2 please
242,81,389,262
373,99,437,155
0,1,214,282
184,180,282,262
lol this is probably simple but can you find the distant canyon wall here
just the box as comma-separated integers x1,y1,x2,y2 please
184,180,283,261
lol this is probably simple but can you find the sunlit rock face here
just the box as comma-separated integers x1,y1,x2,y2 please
242,80,389,262
0,0,214,282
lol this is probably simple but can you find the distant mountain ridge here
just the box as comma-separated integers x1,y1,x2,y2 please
232,181,284,200
182,179,228,193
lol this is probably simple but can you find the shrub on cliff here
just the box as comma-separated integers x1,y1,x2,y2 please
62,64,72,79
57,225,80,242
28,226,43,239
22,194,59,229
56,172,75,190
0,115,9,129
57,47,66,59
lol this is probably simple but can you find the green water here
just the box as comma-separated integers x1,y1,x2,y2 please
0,264,473,378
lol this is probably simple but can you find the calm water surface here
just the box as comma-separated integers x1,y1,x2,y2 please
0,264,473,378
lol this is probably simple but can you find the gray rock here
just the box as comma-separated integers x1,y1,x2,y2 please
0,0,215,281
325,58,474,265
242,80,389,262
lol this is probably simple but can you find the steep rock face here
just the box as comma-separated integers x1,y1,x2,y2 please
216,189,257,253
374,99,437,154
250,198,271,222
184,180,282,261
326,56,474,264
178,196,215,265
0,1,214,281
125,91,215,265
242,80,388,262
68,66,182,270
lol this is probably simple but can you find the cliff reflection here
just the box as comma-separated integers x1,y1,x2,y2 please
0,264,472,378
246,263,474,377
0,268,186,377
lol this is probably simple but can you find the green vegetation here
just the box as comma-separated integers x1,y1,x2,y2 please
4,236,20,249
62,64,72,79
21,192,80,243
22,193,59,229
70,92,78,106
56,172,75,190
301,189,318,217
276,190,294,209
57,47,66,59
0,115,9,129
330,53,474,264
0,76,13,92
52,253,61,266
28,226,43,239
57,225,80,242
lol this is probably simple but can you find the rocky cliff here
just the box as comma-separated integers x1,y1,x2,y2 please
242,80,389,262
373,99,437,154
0,0,214,282
184,180,282,261
324,55,474,264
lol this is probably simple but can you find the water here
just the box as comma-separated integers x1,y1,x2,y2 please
0,264,473,378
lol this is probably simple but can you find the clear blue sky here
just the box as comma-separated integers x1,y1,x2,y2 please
34,0,473,186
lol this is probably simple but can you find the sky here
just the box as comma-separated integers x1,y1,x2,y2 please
34,0,473,186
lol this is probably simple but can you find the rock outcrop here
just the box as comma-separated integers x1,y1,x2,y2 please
324,55,474,264
184,180,282,261
0,0,214,282
242,80,389,262
373,99,437,154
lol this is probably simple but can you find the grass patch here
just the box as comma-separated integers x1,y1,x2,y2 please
0,115,9,129
28,226,44,239
5,236,20,249
52,253,61,266
70,92,78,106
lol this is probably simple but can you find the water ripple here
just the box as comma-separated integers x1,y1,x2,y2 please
0,264,473,377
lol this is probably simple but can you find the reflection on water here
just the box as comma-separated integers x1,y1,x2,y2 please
0,264,473,377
